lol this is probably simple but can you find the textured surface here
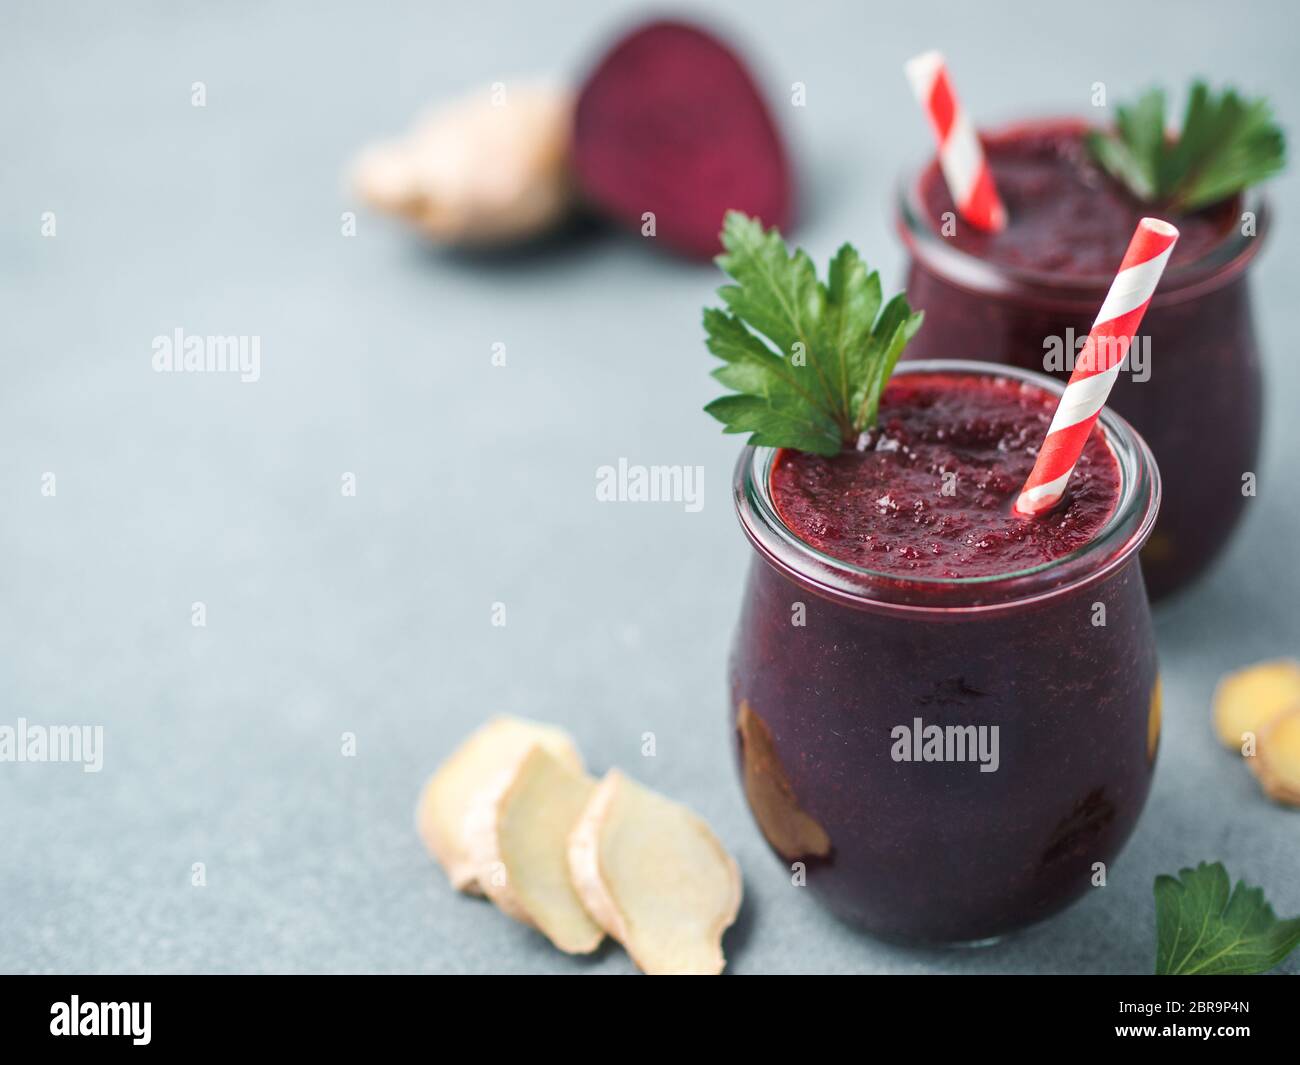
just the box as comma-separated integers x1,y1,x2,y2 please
0,0,1297,974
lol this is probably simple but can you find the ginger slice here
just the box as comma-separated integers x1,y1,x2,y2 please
352,83,574,246
1212,659,1300,750
1148,676,1163,764
415,717,582,894
1251,709,1300,806
736,701,831,860
463,746,604,954
568,770,742,975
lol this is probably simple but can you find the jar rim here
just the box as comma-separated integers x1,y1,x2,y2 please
896,116,1269,306
732,361,1161,615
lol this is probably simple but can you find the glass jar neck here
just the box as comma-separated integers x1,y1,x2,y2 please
732,362,1161,617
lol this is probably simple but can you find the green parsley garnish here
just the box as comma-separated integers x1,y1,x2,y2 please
1088,81,1286,212
703,212,923,457
1155,861,1300,975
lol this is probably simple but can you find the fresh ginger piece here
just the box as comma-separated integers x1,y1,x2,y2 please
568,770,742,975
463,746,604,953
1148,676,1163,764
352,83,574,246
1251,709,1300,806
736,701,831,860
415,717,582,894
1212,659,1300,750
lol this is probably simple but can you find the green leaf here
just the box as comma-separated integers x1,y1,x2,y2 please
1119,88,1167,199
1086,130,1152,203
704,212,923,453
818,244,881,428
851,295,923,430
1088,81,1286,209
1167,87,1287,210
703,308,807,400
1154,861,1300,975
703,394,841,456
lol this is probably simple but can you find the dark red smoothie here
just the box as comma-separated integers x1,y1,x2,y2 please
919,122,1237,276
771,373,1119,579
899,119,1264,600
730,363,1160,943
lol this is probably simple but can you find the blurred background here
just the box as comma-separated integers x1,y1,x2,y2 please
1,0,1297,973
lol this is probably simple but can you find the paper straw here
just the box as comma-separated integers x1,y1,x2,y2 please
904,50,1007,232
1015,217,1180,516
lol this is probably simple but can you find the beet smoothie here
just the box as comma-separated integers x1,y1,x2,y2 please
729,362,1161,943
770,373,1119,579
898,119,1264,601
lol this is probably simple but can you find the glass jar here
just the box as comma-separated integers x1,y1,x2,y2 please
896,120,1265,601
728,361,1161,944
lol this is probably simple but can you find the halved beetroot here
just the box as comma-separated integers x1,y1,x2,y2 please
573,20,794,259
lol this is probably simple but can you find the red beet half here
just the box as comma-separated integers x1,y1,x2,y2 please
573,20,794,259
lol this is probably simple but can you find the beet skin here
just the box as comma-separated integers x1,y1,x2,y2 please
573,20,794,259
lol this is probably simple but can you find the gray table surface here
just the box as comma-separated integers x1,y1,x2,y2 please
2,0,1297,975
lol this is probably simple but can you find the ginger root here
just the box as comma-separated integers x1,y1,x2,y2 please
1251,710,1300,807
353,83,574,245
1212,659,1300,751
415,716,582,893
464,745,604,953
568,770,742,975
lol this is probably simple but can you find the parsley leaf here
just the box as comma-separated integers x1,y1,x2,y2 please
703,212,923,456
1154,861,1300,975
1088,82,1286,211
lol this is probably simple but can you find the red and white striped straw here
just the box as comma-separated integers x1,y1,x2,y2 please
904,50,1006,233
1014,217,1180,516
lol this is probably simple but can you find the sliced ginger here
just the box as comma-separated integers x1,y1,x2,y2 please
1148,676,1163,764
568,770,742,975
464,745,604,954
1251,709,1300,807
737,701,831,860
1212,659,1300,750
415,716,582,894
